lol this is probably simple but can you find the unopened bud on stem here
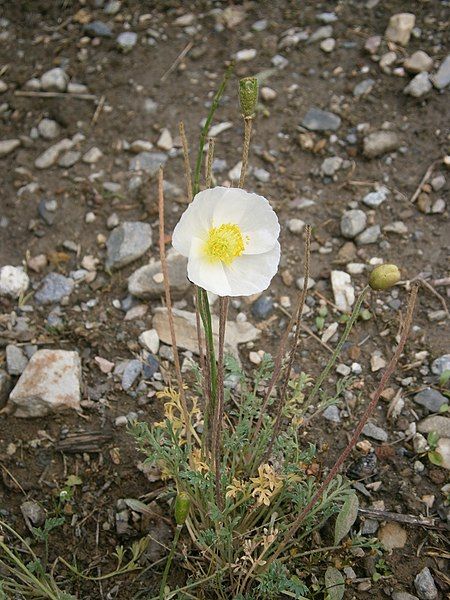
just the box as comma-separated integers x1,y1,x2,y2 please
174,491,190,526
239,76,258,118
369,264,401,291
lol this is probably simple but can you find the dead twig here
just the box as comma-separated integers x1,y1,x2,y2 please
91,95,106,126
410,159,441,203
358,508,448,530
161,41,193,82
15,90,97,100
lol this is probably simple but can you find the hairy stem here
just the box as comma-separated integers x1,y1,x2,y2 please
238,117,253,188
159,526,182,600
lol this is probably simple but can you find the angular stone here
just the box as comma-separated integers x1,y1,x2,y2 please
8,350,82,417
0,265,29,298
403,72,432,98
139,329,160,354
331,270,354,312
392,593,419,600
117,31,137,52
129,151,167,176
431,354,450,376
356,224,381,245
83,20,113,38
106,221,152,269
432,54,450,89
353,78,375,97
128,250,188,298
414,388,447,413
35,272,74,304
363,187,389,207
301,107,341,131
363,131,400,158
82,147,103,163
362,422,388,442
340,209,367,239
385,13,415,46
6,345,28,376
40,68,69,92
404,51,433,73
414,567,438,600
0,139,20,157
153,308,260,360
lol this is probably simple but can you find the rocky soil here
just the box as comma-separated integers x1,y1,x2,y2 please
0,1,449,598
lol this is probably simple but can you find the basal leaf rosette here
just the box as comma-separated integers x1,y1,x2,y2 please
172,186,280,296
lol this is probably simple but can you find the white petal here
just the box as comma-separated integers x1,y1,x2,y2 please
187,237,232,295
243,229,278,254
223,242,281,296
172,187,229,256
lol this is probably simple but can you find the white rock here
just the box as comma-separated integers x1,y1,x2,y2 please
40,68,69,92
320,38,335,52
431,54,450,89
156,128,173,151
235,48,257,61
8,350,82,417
228,161,242,181
385,13,416,46
209,122,233,137
130,139,153,153
331,271,355,312
0,80,8,93
403,72,432,97
35,138,73,169
0,139,20,157
24,77,41,91
82,147,103,163
260,86,277,101
371,351,387,372
139,329,160,354
37,118,60,140
0,266,29,298
67,82,89,94
404,50,433,73
287,218,305,234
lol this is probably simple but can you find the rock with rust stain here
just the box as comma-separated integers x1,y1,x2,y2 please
8,350,82,417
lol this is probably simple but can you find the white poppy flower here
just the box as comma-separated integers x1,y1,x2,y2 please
172,186,280,297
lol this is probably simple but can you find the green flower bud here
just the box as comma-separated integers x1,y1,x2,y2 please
174,492,190,526
239,77,258,118
369,264,401,291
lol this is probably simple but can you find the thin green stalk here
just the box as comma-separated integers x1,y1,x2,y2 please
306,285,369,406
159,526,182,600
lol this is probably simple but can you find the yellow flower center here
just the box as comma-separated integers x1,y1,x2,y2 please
204,223,245,265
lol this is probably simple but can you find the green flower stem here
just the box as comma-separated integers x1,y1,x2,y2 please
306,285,369,407
159,526,182,600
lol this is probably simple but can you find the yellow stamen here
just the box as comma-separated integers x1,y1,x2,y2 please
204,223,245,265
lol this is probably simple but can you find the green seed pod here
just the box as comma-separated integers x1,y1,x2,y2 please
174,492,190,526
239,77,258,118
369,264,401,291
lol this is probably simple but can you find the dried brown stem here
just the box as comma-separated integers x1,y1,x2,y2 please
205,137,215,189
158,168,191,450
261,226,312,461
212,296,229,510
238,117,253,188
265,283,419,568
252,226,312,441
179,121,193,201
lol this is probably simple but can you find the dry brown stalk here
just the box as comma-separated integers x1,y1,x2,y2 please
252,226,312,441
205,137,215,189
157,168,192,450
238,117,253,188
264,283,419,568
179,121,193,201
261,225,312,461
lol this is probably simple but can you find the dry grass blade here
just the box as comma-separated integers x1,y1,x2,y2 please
157,168,191,449
205,137,215,189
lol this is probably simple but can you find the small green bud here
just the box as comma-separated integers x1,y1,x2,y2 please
174,492,190,526
369,264,401,291
239,76,258,118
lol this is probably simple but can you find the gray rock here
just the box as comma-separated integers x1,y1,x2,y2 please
385,13,415,46
417,415,450,438
362,422,388,442
431,53,450,89
35,272,74,304
121,359,142,390
321,156,343,176
309,25,333,43
363,131,400,158
356,224,381,245
35,138,73,169
431,354,450,375
106,221,152,269
340,209,367,239
21,501,46,528
83,20,113,37
37,118,60,140
82,146,103,163
0,139,20,157
404,51,433,73
362,187,389,207
317,12,338,24
6,345,28,376
40,68,68,92
8,350,82,417
117,31,137,52
392,592,419,600
129,151,167,175
128,250,188,298
251,296,274,320
253,167,270,182
353,78,375,97
403,72,432,97
384,221,407,235
414,567,438,600
0,265,29,298
323,404,341,422
58,150,80,167
104,0,121,15
361,519,379,535
301,107,341,131
414,388,447,413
